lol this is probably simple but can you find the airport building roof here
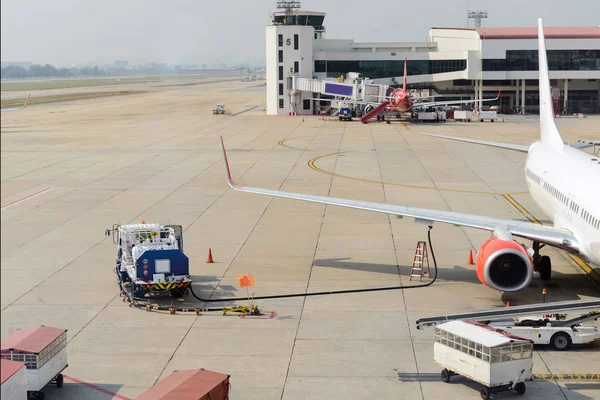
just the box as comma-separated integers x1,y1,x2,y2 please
433,26,600,39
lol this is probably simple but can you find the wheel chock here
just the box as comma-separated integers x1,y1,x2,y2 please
169,307,176,315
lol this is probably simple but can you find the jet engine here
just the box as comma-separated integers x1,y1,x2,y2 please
475,237,533,292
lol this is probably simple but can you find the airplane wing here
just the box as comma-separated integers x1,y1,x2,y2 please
570,140,600,150
1,93,31,112
412,91,501,109
220,137,579,252
420,133,530,153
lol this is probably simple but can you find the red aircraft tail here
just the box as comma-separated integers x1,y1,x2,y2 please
402,58,407,94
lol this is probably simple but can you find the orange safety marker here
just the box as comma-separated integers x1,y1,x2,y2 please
506,301,510,307
237,274,255,288
467,249,475,265
207,248,214,263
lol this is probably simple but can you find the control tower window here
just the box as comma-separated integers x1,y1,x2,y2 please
278,50,283,63
279,83,284,96
294,34,299,50
278,34,283,47
278,66,283,81
294,61,299,74
279,99,284,109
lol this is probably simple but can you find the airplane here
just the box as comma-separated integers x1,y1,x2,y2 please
220,19,599,293
1,93,31,112
315,58,500,115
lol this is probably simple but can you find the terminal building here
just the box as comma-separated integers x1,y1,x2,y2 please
265,6,600,116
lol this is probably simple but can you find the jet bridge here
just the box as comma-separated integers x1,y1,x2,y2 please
293,76,390,105
416,298,600,331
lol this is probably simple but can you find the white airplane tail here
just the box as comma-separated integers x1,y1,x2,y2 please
537,19,564,147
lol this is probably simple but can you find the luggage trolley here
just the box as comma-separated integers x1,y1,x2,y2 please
433,320,533,399
1,326,68,400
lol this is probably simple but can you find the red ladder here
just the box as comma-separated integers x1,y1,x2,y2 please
409,241,431,281
360,101,389,124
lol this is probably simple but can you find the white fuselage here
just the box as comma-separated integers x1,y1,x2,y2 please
524,142,600,265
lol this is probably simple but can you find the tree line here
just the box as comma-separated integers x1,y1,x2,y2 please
1,64,106,79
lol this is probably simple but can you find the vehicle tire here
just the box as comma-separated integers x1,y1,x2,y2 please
539,255,552,280
480,387,491,400
515,382,526,395
56,374,64,388
441,369,451,383
550,332,571,351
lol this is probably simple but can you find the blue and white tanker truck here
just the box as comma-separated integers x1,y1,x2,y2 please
106,222,192,298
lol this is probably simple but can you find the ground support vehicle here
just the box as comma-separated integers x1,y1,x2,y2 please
434,320,533,399
106,222,192,299
1,326,68,400
213,104,225,114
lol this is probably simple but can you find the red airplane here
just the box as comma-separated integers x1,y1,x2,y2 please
319,58,500,115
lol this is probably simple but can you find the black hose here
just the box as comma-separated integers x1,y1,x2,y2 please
189,226,438,303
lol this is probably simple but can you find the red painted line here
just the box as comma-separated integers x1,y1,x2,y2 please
0,188,52,210
63,375,132,400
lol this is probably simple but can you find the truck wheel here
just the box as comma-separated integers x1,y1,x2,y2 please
515,382,526,395
441,369,451,383
550,332,571,350
56,373,64,388
480,387,491,400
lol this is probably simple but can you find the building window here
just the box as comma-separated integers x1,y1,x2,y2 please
314,60,326,73
294,34,299,50
278,50,283,63
303,99,310,110
484,50,600,71
279,99,284,109
278,34,283,47
279,83,284,96
278,66,283,81
294,61,299,74
319,59,466,80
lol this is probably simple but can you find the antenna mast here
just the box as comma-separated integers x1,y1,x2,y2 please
276,1,301,25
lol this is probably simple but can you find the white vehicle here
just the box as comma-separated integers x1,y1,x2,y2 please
453,110,472,122
434,320,532,399
1,326,68,400
213,104,225,115
478,110,498,122
489,312,600,350
219,19,600,293
417,111,438,121
106,223,191,298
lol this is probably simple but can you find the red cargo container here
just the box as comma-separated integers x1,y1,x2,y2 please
135,369,230,400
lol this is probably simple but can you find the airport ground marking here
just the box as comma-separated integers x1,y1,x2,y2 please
307,151,526,195
0,188,53,210
63,375,132,399
503,193,600,285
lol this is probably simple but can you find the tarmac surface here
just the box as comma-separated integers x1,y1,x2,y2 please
1,79,599,399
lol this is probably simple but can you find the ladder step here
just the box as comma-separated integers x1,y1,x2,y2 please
411,274,423,277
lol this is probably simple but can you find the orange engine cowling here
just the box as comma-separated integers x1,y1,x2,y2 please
476,237,533,292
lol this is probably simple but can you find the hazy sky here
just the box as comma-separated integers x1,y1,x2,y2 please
2,0,599,66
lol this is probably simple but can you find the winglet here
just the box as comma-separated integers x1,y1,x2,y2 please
537,18,564,147
220,136,241,190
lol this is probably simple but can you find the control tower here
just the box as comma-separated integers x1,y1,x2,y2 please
266,1,326,115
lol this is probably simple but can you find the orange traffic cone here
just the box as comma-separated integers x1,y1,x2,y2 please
467,250,475,265
207,248,214,263
506,301,511,307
